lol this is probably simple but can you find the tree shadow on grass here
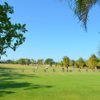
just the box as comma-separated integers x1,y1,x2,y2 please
0,81,33,97
0,90,15,97
0,66,39,82
0,66,53,97
0,81,32,89
0,72,38,82
0,81,53,97
24,84,53,90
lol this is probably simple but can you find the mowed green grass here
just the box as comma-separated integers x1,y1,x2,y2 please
0,64,100,100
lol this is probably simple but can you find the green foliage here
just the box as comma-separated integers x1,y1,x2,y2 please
76,57,85,68
69,0,98,30
88,54,97,69
75,61,79,68
97,58,100,66
97,61,100,67
0,2,27,58
85,60,89,68
59,61,64,67
17,58,31,65
69,60,75,66
63,56,70,67
31,59,36,65
37,59,44,65
45,58,55,66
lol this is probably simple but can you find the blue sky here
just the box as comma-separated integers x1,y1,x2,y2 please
1,0,100,61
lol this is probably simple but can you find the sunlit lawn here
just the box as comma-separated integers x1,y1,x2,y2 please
0,64,100,100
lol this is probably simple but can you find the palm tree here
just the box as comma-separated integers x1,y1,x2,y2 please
69,0,99,30
63,56,70,72
88,54,97,71
77,57,85,72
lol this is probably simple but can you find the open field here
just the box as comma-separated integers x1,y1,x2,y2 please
0,64,100,100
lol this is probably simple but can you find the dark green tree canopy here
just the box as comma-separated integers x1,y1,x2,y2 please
45,58,55,66
0,2,27,58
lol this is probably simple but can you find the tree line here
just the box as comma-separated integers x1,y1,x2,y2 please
1,54,100,72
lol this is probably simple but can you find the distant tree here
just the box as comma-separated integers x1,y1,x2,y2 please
45,58,55,67
69,60,75,71
25,59,31,65
0,2,27,58
88,54,97,71
77,57,85,71
17,58,26,65
75,61,79,68
17,58,31,65
63,56,70,72
97,58,100,65
59,61,64,72
97,59,100,71
59,61,64,67
37,59,44,66
85,60,89,72
5,59,15,64
0,59,16,64
54,62,58,67
70,60,75,66
31,59,35,65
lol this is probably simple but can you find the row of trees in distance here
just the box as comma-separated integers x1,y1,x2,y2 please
1,54,100,71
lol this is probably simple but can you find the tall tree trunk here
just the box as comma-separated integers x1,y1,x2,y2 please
66,66,68,72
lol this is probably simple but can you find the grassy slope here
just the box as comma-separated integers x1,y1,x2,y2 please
0,64,100,100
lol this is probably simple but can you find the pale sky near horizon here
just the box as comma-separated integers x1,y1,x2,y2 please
1,0,100,61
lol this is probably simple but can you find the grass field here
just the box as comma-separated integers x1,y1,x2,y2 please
0,64,100,100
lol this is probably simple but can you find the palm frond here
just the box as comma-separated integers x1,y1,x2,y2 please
69,0,98,30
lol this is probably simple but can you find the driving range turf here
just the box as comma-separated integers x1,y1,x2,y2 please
0,64,100,100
